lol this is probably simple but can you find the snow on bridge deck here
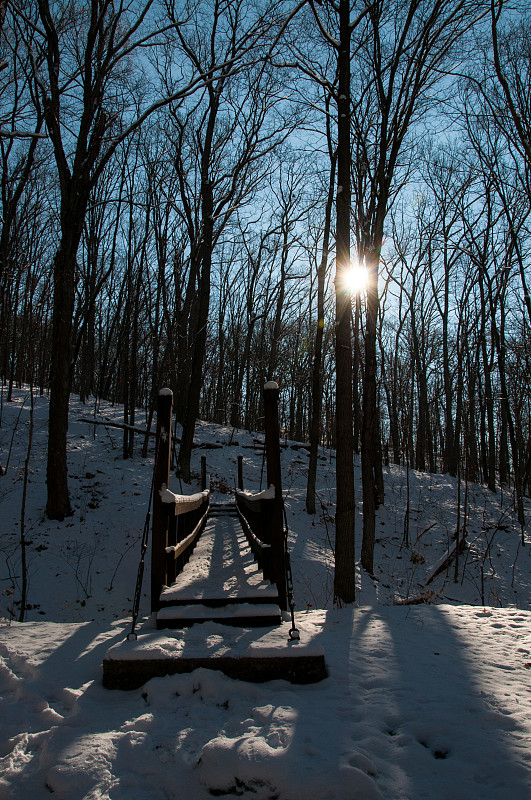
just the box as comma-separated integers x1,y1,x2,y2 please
103,504,327,689
159,511,279,607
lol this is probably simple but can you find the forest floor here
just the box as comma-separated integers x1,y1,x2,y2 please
1,387,530,799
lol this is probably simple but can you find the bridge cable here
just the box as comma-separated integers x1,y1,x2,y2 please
282,503,300,642
127,434,162,640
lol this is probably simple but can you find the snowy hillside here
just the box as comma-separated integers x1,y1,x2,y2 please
1,388,531,799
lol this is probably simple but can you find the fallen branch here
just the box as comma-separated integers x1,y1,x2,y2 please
425,537,468,585
77,417,157,438
394,589,438,606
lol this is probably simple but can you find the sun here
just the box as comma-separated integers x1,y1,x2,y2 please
342,261,369,294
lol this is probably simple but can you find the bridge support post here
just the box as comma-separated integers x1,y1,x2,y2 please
201,455,207,491
237,454,244,490
151,388,172,613
263,381,287,610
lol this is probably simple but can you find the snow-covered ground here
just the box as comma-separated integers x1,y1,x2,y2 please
1,388,530,798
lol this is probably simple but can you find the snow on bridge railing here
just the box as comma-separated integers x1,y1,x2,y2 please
160,487,210,515
233,381,288,610
151,389,211,612
235,486,276,591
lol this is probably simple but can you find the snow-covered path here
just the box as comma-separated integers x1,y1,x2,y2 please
1,605,531,799
1,390,531,798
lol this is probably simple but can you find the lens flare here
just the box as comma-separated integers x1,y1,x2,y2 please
341,262,369,294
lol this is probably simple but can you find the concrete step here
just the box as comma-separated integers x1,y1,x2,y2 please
103,618,328,690
158,592,280,608
156,602,282,629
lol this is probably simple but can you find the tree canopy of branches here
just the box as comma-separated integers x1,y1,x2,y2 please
1,0,530,593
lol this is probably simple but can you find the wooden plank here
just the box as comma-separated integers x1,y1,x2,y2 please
159,516,278,607
103,652,327,690
156,603,282,629
165,507,209,560
104,651,327,689
160,489,209,516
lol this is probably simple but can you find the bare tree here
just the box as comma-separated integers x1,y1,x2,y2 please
351,0,487,576
165,0,306,482
20,0,270,518
303,0,368,605
306,127,336,514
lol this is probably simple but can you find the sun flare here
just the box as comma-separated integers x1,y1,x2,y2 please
342,262,369,294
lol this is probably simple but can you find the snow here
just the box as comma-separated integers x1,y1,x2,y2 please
1,388,531,798
158,516,278,603
159,487,209,514
235,486,276,501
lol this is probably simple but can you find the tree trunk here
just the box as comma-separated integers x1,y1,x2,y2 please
306,151,336,514
360,243,380,576
333,0,355,605
478,261,497,491
46,240,76,519
442,258,457,476
178,177,214,483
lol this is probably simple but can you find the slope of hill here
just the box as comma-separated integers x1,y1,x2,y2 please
1,388,530,799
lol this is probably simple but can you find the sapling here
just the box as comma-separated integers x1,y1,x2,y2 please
4,392,29,474
19,386,34,622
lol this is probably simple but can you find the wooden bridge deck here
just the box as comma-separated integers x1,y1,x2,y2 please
156,506,281,627
102,383,328,690
103,503,327,689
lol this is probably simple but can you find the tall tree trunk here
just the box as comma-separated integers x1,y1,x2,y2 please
410,297,427,473
333,0,355,605
360,238,383,576
494,292,525,529
306,150,336,514
442,252,457,476
479,283,496,492
178,176,215,483
46,214,81,519
352,294,363,454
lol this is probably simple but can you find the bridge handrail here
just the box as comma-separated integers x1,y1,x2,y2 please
160,488,210,595
161,487,210,515
235,486,277,585
235,486,274,516
151,389,213,611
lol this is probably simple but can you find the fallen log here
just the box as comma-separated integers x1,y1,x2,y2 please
393,590,438,605
425,536,467,585
77,417,157,438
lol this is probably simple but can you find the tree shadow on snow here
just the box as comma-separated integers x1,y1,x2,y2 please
318,603,531,800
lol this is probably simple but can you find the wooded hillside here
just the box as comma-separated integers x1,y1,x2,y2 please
1,1,529,598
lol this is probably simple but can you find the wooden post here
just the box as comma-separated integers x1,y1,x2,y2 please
151,389,172,612
263,381,287,609
201,455,207,491
237,454,244,490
